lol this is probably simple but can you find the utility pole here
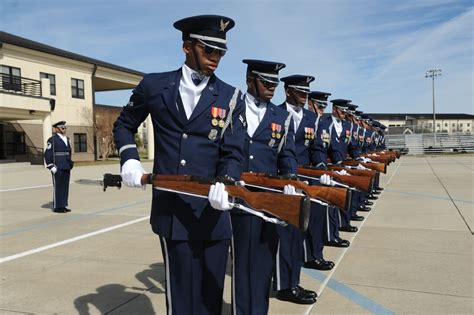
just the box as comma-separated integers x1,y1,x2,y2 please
425,68,442,145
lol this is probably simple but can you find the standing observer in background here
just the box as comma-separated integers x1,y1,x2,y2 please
44,121,74,213
113,15,246,315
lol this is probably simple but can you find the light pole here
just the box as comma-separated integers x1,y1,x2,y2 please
425,68,442,145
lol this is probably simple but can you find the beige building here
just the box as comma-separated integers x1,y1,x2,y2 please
0,31,144,163
367,113,473,134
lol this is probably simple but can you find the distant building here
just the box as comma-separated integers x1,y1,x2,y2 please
366,113,474,134
0,31,144,163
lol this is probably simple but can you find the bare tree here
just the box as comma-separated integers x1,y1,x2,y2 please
95,106,121,161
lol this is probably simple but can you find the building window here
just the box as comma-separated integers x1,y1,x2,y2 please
40,72,56,95
444,123,448,127
459,123,463,127
468,123,471,127
71,78,84,99
1,65,21,91
452,123,456,127
5,131,26,156
74,133,87,152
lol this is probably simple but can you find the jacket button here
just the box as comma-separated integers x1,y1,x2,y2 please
249,155,254,160
180,159,186,166
249,140,253,144
182,133,188,139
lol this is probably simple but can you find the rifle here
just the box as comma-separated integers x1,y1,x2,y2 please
102,173,311,232
240,172,351,211
343,160,387,173
362,154,392,164
297,166,372,193
327,165,376,191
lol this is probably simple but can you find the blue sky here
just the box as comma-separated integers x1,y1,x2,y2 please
2,0,473,113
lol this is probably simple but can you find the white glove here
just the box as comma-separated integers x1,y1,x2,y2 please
208,182,232,211
50,166,57,174
121,159,146,188
283,184,297,195
362,157,373,163
335,170,349,176
319,174,335,186
368,154,379,157
357,164,367,170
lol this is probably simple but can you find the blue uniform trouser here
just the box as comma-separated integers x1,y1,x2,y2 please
274,224,303,291
159,237,230,315
303,203,327,262
231,213,278,315
325,206,340,242
52,169,70,209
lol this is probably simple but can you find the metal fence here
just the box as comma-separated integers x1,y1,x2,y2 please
386,132,474,154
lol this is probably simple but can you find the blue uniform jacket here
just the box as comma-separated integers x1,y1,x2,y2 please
314,115,332,168
348,122,361,159
362,129,373,153
44,134,73,170
114,69,246,241
280,104,318,166
328,118,351,164
243,102,297,174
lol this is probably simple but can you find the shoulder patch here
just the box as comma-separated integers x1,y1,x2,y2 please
46,142,52,150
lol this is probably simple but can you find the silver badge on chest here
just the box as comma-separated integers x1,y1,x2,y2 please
208,129,218,141
304,140,310,146
268,138,276,147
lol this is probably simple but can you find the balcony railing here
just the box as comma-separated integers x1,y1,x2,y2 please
1,73,42,97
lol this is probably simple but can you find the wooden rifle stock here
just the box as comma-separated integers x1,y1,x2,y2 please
137,174,311,231
240,172,351,211
328,165,376,191
328,165,377,178
343,160,386,173
297,166,372,193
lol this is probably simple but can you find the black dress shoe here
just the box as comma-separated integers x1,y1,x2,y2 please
351,215,364,221
304,259,335,271
296,285,317,298
63,207,72,212
372,190,381,195
340,225,358,232
276,287,316,304
53,208,67,213
325,237,350,248
365,201,374,206
368,195,378,200
358,206,371,212
376,187,384,191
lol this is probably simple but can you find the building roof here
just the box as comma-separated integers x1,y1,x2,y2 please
365,113,474,120
0,31,144,77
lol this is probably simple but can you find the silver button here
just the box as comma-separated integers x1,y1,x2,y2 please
249,140,253,144
182,133,188,139
249,155,254,160
180,159,186,166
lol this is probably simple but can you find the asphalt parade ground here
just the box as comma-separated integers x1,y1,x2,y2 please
0,155,472,314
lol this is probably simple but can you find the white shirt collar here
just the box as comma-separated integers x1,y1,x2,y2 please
245,93,267,137
57,133,68,145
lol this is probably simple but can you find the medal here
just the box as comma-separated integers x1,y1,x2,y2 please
276,133,281,139
271,132,276,138
275,123,282,139
268,139,276,147
211,107,219,127
212,118,218,126
217,108,227,128
208,129,218,141
218,119,225,128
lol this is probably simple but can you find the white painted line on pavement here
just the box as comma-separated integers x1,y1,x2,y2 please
0,182,76,193
0,215,150,264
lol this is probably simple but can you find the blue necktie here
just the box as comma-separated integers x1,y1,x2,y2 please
191,72,204,86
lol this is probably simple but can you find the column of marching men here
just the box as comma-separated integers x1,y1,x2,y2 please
113,14,399,315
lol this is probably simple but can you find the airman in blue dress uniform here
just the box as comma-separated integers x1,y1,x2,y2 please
272,75,321,305
113,15,246,315
312,98,351,248
44,121,73,213
230,59,304,314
